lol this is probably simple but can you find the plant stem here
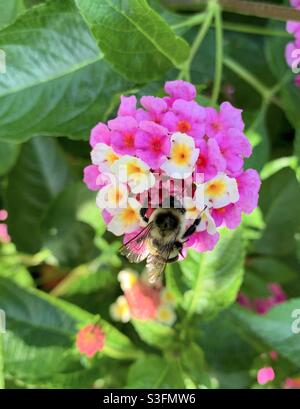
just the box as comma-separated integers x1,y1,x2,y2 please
211,3,223,105
178,2,215,81
171,12,206,30
162,0,300,22
221,22,292,38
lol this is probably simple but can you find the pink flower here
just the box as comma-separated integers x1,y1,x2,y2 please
215,128,252,175
90,123,111,147
284,377,300,389
269,351,278,361
236,169,261,214
285,40,300,67
237,293,252,309
125,281,161,320
268,283,286,303
108,116,138,156
211,204,242,229
76,324,106,358
83,165,101,191
205,102,244,138
196,138,226,181
253,298,275,315
140,96,168,124
290,0,300,10
118,95,137,117
295,75,300,87
0,210,8,221
135,121,170,169
161,99,206,140
186,230,220,252
257,367,275,385
0,223,10,243
163,80,196,106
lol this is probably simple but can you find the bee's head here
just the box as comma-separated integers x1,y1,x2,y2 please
153,210,180,233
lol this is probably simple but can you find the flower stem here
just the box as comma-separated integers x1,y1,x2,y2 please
178,2,215,81
211,3,223,105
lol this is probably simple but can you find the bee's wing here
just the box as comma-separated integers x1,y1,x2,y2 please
119,223,153,263
146,241,174,284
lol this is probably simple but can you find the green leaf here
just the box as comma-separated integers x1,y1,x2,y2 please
75,0,189,83
132,319,175,350
256,168,300,256
127,355,185,388
199,310,256,388
0,334,4,389
0,0,131,142
0,142,20,176
229,300,300,368
0,0,25,29
180,228,245,317
5,136,71,253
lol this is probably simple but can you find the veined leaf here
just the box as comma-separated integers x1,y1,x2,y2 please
0,0,25,29
180,228,245,317
5,136,71,253
0,141,20,176
126,355,185,388
0,0,131,142
229,300,300,368
75,0,189,82
131,319,175,349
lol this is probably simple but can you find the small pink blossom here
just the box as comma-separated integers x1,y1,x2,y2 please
215,128,252,175
140,96,168,124
186,230,220,252
135,121,170,169
196,138,226,181
205,102,244,138
108,116,138,156
295,75,300,87
211,204,242,229
257,367,275,385
163,80,196,107
83,165,101,191
118,95,137,117
0,224,10,243
125,281,161,320
76,324,106,358
0,210,8,221
161,99,206,140
90,123,111,147
284,377,300,389
236,169,261,214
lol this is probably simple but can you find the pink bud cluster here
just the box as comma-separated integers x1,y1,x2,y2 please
237,283,286,315
84,80,260,253
285,0,300,87
76,323,106,358
110,270,176,326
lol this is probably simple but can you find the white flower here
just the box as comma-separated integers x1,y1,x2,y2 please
197,207,217,235
110,296,131,323
160,132,199,179
204,173,239,209
107,198,142,236
118,269,138,292
160,288,176,306
183,196,203,220
91,143,119,172
112,155,155,194
156,304,177,326
96,182,128,210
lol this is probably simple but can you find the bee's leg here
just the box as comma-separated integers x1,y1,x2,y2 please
167,255,179,263
140,208,149,223
174,241,184,258
181,217,201,240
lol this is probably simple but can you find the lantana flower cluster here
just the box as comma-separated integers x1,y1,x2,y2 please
76,323,106,358
110,269,176,326
285,0,300,87
84,80,260,253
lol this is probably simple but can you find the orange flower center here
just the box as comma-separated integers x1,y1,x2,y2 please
177,120,191,133
124,133,134,148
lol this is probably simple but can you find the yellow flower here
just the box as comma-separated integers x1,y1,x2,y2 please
156,304,176,326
